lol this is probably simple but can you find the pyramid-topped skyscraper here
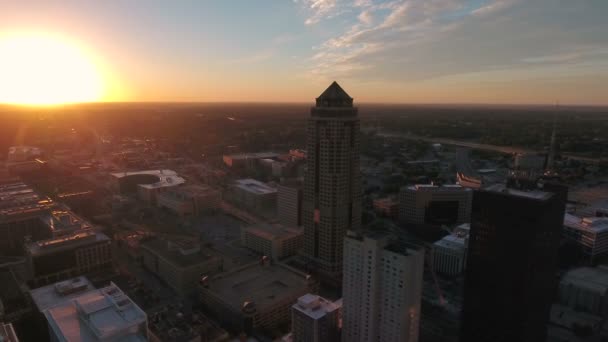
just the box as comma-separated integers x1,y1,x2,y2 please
302,82,361,278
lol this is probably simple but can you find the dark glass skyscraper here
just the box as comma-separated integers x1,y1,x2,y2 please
460,184,566,342
302,82,361,277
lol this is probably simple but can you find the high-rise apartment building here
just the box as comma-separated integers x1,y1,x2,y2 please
278,179,303,227
291,293,342,342
460,184,566,342
302,82,361,276
342,231,424,342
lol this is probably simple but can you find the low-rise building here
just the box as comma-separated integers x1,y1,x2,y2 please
563,213,608,261
241,223,304,260
157,184,221,216
559,266,608,316
199,260,316,334
399,184,472,225
431,223,470,276
26,230,113,287
40,281,148,341
291,294,341,342
111,169,185,204
30,276,96,313
141,238,223,297
231,179,277,212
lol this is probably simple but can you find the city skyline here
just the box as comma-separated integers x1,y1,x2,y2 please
1,1,607,105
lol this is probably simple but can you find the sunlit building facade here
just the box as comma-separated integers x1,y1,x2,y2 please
342,231,424,342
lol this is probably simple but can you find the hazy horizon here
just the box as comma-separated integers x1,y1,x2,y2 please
1,1,607,106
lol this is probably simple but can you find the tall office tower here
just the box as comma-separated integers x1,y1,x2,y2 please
278,179,303,226
302,82,361,276
460,184,566,342
291,293,342,342
342,231,424,342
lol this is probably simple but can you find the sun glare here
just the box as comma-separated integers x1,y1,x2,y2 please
0,34,105,105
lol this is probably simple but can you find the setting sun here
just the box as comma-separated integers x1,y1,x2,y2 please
0,34,105,105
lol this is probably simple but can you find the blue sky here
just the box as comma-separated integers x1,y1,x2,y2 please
1,0,607,104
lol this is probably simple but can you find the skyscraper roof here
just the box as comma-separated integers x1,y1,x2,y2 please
316,81,353,107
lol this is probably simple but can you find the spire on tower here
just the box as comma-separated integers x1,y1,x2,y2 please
316,81,353,108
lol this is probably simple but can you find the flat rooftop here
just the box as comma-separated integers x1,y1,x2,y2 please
140,238,220,268
204,263,310,312
561,266,608,295
406,184,471,192
41,208,93,236
434,234,467,250
110,169,185,189
244,223,303,241
30,276,96,312
162,184,220,199
44,282,147,342
28,230,109,256
485,183,553,200
234,179,277,195
292,294,341,320
564,213,608,234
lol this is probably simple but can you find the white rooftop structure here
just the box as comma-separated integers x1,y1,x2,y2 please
110,169,185,189
564,213,608,234
7,145,42,162
292,294,341,320
434,234,466,250
30,276,96,312
43,282,147,342
234,179,277,195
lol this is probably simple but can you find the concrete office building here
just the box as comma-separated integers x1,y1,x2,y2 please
563,213,608,262
26,230,113,287
342,231,425,342
399,184,472,225
241,223,304,260
278,179,303,227
231,178,277,212
141,238,223,297
302,82,361,277
291,294,341,342
559,266,608,316
157,184,221,216
431,223,470,276
111,169,185,204
199,260,316,334
0,181,54,255
39,281,148,341
461,184,566,342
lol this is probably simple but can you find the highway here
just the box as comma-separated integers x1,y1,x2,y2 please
379,131,604,164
